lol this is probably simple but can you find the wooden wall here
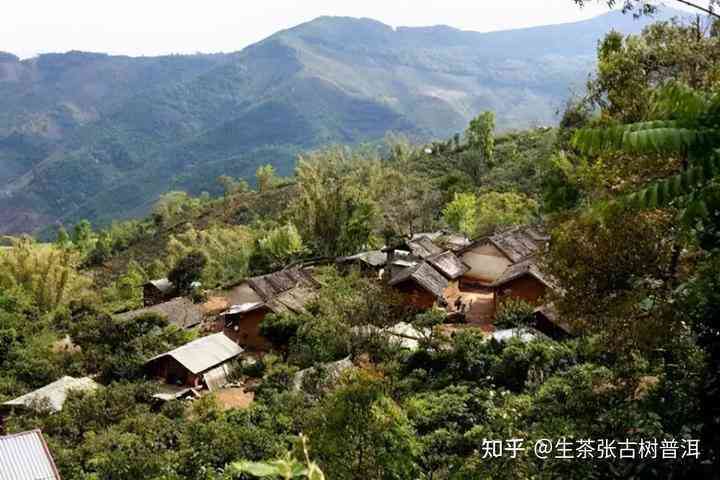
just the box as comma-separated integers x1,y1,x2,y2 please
223,309,273,351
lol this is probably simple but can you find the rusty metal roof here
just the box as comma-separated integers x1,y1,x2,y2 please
148,333,243,375
3,376,99,413
0,430,61,480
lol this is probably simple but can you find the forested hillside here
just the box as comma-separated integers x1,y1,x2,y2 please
2,8,720,478
0,9,682,235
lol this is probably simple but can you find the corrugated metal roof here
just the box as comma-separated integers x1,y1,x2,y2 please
148,333,243,375
491,328,539,343
202,364,234,391
146,278,174,294
3,376,99,413
0,430,61,480
222,302,266,316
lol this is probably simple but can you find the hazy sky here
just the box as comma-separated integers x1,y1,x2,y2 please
0,0,694,58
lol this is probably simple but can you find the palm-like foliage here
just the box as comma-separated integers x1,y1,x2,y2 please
573,83,720,222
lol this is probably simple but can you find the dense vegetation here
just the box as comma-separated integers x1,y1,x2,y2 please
2,7,720,480
0,9,677,236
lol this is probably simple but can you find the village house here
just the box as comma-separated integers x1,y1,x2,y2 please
384,236,469,309
336,250,387,275
411,231,471,252
0,430,61,480
117,297,206,330
1,376,100,416
143,278,176,306
490,258,554,310
456,226,552,322
145,332,243,397
220,268,319,350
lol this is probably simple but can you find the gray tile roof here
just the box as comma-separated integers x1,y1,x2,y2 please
488,226,549,263
490,258,554,288
426,251,469,280
389,261,449,298
0,430,61,480
148,333,243,375
337,250,388,268
407,236,444,259
117,297,204,329
2,376,100,413
247,269,318,302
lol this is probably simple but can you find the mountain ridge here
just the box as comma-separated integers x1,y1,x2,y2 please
0,9,685,234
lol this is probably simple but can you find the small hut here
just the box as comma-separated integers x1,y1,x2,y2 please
146,333,243,391
1,376,99,415
143,278,176,306
220,269,319,350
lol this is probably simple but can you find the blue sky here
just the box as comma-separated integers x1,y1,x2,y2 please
1,0,696,58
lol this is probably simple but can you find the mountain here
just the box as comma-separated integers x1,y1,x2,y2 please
0,9,684,234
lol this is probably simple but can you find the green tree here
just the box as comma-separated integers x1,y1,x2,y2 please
475,191,539,235
258,223,306,265
217,175,249,197
466,111,496,165
257,164,279,193
293,148,378,257
54,225,71,249
168,250,207,293
69,306,190,381
71,219,94,254
0,237,90,313
307,369,420,480
442,192,478,236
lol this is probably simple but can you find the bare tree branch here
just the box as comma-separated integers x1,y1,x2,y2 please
574,0,720,20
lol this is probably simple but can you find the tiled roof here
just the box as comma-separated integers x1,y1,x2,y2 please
117,297,204,329
490,258,554,288
0,430,61,480
426,251,469,280
407,236,444,259
337,250,388,268
389,261,449,298
247,269,318,302
488,227,546,263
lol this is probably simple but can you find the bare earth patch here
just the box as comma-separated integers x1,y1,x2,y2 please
213,387,255,410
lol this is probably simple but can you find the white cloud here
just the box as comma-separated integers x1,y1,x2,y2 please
0,0,695,58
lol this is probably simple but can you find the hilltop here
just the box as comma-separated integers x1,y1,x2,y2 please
0,9,683,234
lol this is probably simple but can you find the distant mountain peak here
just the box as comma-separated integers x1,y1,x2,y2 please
0,52,19,63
